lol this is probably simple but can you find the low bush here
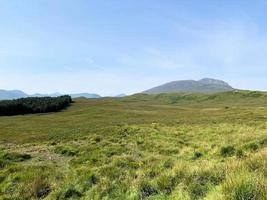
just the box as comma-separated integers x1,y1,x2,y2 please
220,145,235,157
54,146,78,156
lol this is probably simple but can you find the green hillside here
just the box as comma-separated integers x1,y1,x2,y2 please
0,91,266,199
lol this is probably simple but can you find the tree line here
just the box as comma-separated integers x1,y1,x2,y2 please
0,95,72,116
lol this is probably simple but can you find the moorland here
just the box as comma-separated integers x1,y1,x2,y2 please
0,90,266,199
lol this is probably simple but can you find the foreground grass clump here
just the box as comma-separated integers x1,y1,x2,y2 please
0,165,57,199
223,172,266,200
0,91,266,199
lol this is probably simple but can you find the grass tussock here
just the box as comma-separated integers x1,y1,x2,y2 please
222,172,266,200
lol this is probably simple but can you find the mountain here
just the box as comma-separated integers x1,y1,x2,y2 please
0,90,28,100
115,93,127,97
143,78,234,94
29,93,101,98
70,93,101,98
0,90,101,100
29,93,62,97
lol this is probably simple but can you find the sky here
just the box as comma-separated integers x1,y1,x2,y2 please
1,0,267,95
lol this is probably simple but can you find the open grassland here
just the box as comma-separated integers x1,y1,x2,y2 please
0,91,266,200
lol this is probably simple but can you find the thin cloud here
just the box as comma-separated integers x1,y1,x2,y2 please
84,57,94,64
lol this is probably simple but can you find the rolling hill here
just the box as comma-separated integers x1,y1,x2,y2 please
143,78,234,94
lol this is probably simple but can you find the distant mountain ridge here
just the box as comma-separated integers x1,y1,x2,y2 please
70,93,101,98
0,90,28,100
143,78,234,94
0,90,102,100
115,93,127,97
0,78,232,100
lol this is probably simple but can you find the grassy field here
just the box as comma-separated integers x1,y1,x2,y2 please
0,90,266,200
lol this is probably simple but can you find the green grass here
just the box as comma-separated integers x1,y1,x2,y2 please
0,90,266,199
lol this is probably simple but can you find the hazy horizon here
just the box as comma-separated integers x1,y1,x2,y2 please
2,77,267,97
1,1,267,95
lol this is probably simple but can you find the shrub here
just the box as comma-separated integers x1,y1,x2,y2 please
220,145,235,157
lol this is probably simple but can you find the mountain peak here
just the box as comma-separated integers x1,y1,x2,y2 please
198,78,232,87
143,78,234,94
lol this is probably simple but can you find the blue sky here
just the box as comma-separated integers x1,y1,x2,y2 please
1,0,267,95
